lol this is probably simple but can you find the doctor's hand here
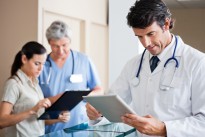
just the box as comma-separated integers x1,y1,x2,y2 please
45,111,70,125
121,114,167,136
86,103,102,120
58,111,70,123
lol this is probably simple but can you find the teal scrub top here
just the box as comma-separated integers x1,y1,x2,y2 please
39,50,101,133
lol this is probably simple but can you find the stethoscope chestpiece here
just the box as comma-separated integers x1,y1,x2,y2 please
131,77,140,87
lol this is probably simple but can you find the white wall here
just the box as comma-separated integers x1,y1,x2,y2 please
109,0,141,86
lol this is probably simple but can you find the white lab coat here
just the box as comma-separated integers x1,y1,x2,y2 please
108,36,205,137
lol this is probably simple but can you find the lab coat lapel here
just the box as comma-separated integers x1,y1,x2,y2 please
142,51,152,75
174,36,184,57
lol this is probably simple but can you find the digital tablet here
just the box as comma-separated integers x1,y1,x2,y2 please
38,90,91,120
83,95,136,122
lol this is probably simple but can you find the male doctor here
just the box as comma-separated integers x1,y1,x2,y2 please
86,0,205,136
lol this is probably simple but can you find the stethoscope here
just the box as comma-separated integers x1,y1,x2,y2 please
45,49,75,84
133,35,179,90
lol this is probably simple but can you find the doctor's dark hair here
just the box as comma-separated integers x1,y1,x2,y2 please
127,0,174,29
11,41,46,77
46,20,72,42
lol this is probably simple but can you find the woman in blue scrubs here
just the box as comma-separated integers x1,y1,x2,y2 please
39,20,103,133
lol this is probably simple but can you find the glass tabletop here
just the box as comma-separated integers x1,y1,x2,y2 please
41,122,137,137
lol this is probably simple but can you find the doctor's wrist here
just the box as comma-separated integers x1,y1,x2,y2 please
160,122,167,137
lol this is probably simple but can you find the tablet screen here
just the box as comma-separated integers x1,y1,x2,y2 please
83,95,136,122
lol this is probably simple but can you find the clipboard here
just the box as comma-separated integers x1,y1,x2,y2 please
38,90,91,120
83,95,136,122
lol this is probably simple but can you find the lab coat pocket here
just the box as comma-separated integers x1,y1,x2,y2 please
160,64,181,91
159,90,174,106
159,77,182,107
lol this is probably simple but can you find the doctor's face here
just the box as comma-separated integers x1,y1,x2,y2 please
49,37,71,59
133,21,171,56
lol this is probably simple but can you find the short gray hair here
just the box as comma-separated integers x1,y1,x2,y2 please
46,20,72,42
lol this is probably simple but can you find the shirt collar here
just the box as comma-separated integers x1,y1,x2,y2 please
17,69,38,86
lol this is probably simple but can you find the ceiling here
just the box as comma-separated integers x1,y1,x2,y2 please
163,0,205,9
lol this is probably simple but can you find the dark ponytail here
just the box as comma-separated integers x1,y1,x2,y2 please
10,41,46,77
11,51,23,76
